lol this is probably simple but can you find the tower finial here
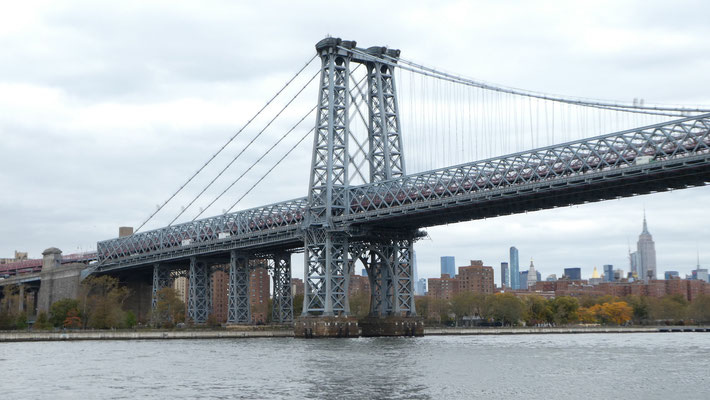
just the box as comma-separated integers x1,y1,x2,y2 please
642,209,649,234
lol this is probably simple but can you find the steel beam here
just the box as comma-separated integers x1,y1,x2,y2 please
187,257,211,324
227,251,250,324
271,253,293,323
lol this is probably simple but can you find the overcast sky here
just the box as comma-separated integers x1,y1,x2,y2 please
1,1,709,284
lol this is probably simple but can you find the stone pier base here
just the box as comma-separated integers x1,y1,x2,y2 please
293,316,360,338
359,316,424,337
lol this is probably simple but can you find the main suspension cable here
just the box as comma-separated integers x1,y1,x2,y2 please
192,104,317,220
225,127,314,214
168,69,320,226
133,53,318,233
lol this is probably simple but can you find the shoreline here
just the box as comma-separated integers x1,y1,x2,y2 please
0,326,707,342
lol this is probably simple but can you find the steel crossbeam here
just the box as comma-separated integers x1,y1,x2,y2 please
227,251,250,324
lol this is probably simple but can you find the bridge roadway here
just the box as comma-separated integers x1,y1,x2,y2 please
96,113,710,272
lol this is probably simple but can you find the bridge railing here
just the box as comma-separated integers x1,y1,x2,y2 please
346,114,710,214
97,198,308,263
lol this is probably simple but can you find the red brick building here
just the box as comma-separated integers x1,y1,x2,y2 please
211,268,229,323
349,274,371,296
250,264,270,324
291,278,304,297
457,260,495,295
427,274,459,300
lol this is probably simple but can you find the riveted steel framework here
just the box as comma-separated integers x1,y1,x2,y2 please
187,257,211,324
303,38,355,316
367,49,405,182
151,263,174,314
227,251,250,324
271,253,293,323
352,235,417,317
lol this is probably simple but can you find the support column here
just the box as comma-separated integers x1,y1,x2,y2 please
360,236,423,337
393,238,416,316
151,263,173,314
366,48,405,182
271,253,293,324
18,284,25,313
227,251,250,324
187,257,211,324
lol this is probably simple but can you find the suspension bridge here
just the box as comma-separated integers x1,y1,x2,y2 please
35,37,710,336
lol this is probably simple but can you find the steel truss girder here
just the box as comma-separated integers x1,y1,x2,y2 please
345,115,710,216
367,58,405,182
227,251,250,324
271,253,293,323
187,257,212,324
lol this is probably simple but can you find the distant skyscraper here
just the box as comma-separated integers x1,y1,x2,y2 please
693,269,709,283
564,267,581,281
361,268,368,277
510,247,520,289
412,251,418,283
629,251,639,277
664,271,679,280
519,271,529,290
441,256,456,278
637,213,657,282
546,274,557,281
603,264,614,282
415,278,427,296
501,262,509,288
527,260,538,289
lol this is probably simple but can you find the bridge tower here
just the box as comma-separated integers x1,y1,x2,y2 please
298,38,422,337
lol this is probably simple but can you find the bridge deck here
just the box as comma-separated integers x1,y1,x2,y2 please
96,114,710,271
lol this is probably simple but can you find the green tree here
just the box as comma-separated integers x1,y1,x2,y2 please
292,294,304,316
153,287,185,328
349,292,370,318
624,295,650,323
524,295,553,326
50,298,80,327
124,311,137,328
34,312,53,330
415,296,430,322
549,296,579,325
80,275,131,329
486,293,524,326
689,295,710,323
649,295,689,322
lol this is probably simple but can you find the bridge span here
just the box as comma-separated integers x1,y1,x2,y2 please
60,38,710,336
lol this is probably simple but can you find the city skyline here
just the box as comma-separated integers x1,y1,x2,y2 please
414,210,707,287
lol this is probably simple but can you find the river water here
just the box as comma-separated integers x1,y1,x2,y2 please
1,333,708,399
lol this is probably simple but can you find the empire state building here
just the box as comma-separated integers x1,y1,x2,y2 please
637,214,657,282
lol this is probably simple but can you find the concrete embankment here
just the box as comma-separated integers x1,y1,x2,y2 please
0,329,294,342
2,326,707,342
423,326,709,335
